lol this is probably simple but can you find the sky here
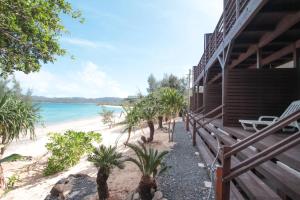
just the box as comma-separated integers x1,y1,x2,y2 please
15,0,223,98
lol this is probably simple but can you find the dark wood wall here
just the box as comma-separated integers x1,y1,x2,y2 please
223,68,298,127
197,93,203,112
204,83,222,116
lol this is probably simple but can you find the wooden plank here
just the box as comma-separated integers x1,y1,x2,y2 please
198,128,281,199
204,123,300,200
195,133,246,200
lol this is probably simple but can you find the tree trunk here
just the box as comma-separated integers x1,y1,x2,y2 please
147,120,155,142
171,120,176,142
96,168,109,200
168,121,171,142
125,127,132,146
158,116,163,129
138,175,157,200
0,145,6,189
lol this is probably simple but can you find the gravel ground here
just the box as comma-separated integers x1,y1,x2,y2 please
157,121,214,200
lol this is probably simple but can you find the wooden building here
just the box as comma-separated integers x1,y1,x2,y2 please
188,0,300,199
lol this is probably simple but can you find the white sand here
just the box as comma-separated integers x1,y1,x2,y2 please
1,116,174,200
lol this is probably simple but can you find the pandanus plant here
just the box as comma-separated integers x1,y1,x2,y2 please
122,104,140,145
88,145,124,200
126,143,169,200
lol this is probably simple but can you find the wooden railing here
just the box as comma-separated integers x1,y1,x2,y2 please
216,110,300,200
194,0,250,84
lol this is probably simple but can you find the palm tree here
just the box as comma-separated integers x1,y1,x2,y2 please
159,88,186,141
122,105,140,145
0,79,40,188
88,145,124,200
137,95,159,142
126,143,168,200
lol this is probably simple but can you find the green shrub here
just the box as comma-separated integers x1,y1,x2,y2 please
44,130,101,176
7,174,20,189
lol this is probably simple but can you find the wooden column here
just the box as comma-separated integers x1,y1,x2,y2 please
192,120,196,146
256,47,262,69
293,47,300,98
186,114,190,132
221,146,232,200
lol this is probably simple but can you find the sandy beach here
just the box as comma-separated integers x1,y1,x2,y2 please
1,116,174,200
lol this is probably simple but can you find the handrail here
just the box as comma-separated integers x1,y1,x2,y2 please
194,104,223,122
194,0,251,84
224,110,300,158
216,110,300,200
226,132,300,181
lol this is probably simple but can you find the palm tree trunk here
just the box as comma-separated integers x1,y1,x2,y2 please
158,116,163,129
138,175,157,200
168,121,171,142
0,137,6,189
171,120,176,142
125,127,132,146
147,120,155,142
96,168,109,200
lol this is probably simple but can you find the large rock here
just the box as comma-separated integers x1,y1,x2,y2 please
45,174,98,200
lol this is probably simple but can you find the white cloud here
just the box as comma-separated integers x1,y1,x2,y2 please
62,38,115,50
14,62,128,98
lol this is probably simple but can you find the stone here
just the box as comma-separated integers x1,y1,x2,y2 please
126,191,134,200
45,174,98,200
133,192,140,200
152,191,163,200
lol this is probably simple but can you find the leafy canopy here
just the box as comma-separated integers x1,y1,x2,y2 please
0,78,40,149
126,143,169,178
0,0,82,75
88,145,124,175
44,130,101,175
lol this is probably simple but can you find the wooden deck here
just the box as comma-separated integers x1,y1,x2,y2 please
192,117,300,200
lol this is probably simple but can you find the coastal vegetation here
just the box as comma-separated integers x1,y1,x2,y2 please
99,107,115,128
126,143,169,200
44,130,101,176
0,79,40,188
0,0,82,76
88,145,125,200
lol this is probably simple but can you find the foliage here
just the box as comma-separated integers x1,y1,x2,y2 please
88,145,124,200
126,143,169,178
99,106,114,128
88,145,124,173
136,94,159,122
6,174,20,189
122,105,141,144
0,78,40,153
0,154,31,163
159,74,187,95
147,74,158,93
44,130,101,176
0,0,83,75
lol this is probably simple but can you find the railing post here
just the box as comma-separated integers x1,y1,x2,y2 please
192,119,196,146
186,113,190,132
220,146,231,200
216,167,224,200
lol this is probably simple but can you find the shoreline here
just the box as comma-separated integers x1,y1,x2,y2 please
3,115,125,158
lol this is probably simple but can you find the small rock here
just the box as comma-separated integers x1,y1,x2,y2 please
151,188,156,195
152,191,163,200
133,192,140,200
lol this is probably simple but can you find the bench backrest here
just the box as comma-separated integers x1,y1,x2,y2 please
280,100,300,119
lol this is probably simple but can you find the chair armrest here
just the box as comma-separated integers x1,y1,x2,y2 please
258,116,278,122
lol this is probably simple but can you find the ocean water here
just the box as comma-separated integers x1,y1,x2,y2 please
36,102,123,125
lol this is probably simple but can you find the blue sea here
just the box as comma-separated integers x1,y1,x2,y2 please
36,102,123,125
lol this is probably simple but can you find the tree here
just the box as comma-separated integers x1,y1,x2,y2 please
136,95,159,143
0,0,83,76
88,145,124,200
0,78,40,188
122,105,140,145
159,87,186,141
160,74,187,95
99,107,115,128
147,74,158,94
126,143,168,200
